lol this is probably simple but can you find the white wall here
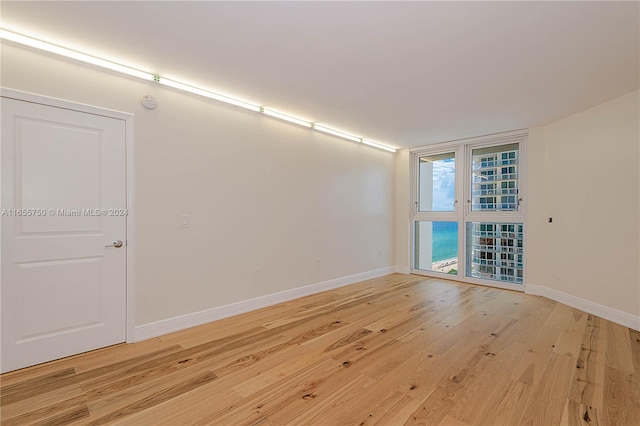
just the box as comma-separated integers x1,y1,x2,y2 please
525,125,548,288
394,149,411,273
1,43,396,326
528,90,640,322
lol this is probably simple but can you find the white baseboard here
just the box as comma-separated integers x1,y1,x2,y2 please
395,265,411,274
526,285,640,331
133,266,396,342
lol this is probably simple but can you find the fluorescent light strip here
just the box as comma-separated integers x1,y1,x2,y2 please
1,28,396,153
313,125,362,143
262,108,312,128
158,77,260,112
0,29,259,112
0,29,156,81
362,139,397,153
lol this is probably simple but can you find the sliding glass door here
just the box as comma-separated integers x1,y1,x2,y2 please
411,132,526,291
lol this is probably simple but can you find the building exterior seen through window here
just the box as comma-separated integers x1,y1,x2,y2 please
471,144,519,211
467,143,523,283
466,222,524,284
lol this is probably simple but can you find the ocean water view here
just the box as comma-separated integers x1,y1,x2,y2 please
432,221,458,262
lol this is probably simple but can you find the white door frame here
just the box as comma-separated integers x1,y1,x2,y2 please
1,87,136,343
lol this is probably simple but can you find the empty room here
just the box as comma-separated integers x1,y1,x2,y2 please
1,1,638,425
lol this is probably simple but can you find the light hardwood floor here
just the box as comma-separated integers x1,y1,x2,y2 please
1,274,639,425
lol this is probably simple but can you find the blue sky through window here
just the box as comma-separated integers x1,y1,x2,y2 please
432,158,455,211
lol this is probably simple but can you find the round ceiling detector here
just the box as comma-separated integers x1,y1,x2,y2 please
141,95,158,109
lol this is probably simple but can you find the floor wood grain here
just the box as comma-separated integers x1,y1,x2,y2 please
1,274,639,425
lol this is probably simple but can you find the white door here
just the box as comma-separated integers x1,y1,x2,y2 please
1,96,127,373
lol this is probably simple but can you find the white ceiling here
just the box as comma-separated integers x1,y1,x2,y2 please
2,1,638,148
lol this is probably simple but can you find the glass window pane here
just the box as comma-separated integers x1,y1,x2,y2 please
466,222,523,284
418,152,455,212
471,144,519,211
414,221,458,275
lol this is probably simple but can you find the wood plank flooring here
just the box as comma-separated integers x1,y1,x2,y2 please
1,274,639,425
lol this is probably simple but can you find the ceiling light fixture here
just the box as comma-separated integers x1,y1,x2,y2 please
313,125,362,144
0,29,156,82
1,28,396,153
261,108,312,128
362,139,397,153
158,77,260,112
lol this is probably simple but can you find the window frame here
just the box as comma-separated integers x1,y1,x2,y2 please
410,129,527,292
410,145,463,275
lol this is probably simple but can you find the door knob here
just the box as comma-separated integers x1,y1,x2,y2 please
105,240,123,248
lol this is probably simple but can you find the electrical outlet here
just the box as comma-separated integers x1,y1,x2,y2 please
315,259,321,268
253,268,261,279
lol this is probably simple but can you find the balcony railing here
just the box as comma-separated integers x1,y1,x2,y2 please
472,158,518,169
471,188,519,196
